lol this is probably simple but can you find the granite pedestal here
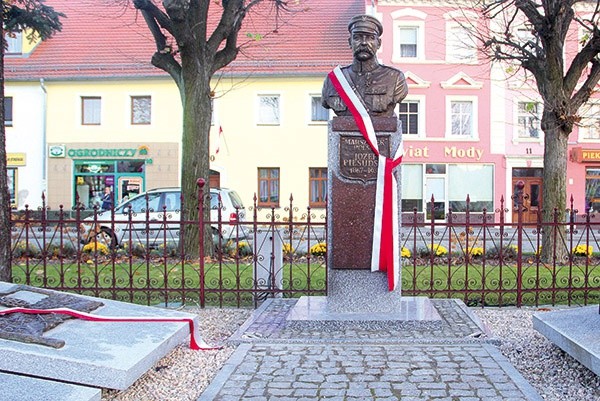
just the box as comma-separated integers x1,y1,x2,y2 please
326,116,403,311
287,117,440,327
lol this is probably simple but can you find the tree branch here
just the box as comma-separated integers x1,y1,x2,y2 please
564,26,600,94
151,51,183,89
132,0,182,91
514,0,544,31
207,0,245,59
133,0,175,36
571,58,600,110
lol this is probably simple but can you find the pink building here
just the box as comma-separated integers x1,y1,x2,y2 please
372,0,600,222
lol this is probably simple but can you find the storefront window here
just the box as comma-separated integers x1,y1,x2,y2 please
585,168,600,212
74,160,145,209
448,164,493,212
401,164,423,212
117,160,145,173
401,163,494,219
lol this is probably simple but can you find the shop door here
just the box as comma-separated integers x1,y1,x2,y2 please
425,176,446,221
512,177,543,223
118,177,143,203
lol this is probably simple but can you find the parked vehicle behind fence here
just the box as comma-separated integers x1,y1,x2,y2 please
80,187,246,248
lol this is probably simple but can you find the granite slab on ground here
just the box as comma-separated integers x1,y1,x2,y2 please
533,305,600,376
0,372,101,401
0,281,198,390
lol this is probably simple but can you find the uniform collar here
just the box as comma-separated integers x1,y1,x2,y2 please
351,58,379,73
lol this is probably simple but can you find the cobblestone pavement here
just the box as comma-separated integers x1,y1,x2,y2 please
198,299,543,401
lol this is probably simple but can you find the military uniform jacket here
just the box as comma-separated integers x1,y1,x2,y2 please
321,64,408,118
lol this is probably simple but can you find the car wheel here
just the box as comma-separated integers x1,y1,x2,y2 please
93,227,118,249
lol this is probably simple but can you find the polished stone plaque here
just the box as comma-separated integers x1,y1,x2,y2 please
339,135,390,182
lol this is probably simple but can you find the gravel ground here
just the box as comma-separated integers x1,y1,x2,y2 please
473,307,600,401
101,306,600,401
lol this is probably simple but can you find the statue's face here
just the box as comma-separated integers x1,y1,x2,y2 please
349,31,381,62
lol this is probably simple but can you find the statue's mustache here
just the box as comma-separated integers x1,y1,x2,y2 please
355,46,374,53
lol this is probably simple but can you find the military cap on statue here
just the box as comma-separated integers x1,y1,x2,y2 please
347,14,383,37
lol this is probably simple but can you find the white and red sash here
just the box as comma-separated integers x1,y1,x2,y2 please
0,307,220,350
328,66,402,291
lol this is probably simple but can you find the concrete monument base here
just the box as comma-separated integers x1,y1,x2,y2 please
286,294,442,331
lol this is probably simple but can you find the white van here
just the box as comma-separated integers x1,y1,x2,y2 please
81,187,246,248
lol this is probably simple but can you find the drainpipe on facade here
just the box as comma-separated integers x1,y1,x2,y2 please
39,78,47,194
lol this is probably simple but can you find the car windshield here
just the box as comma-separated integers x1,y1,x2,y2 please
228,191,244,209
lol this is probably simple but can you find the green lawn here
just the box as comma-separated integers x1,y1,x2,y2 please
11,256,600,307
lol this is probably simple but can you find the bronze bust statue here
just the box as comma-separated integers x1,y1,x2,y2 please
322,14,408,118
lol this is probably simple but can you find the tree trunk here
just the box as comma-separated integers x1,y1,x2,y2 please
0,25,13,282
540,110,569,264
180,65,212,259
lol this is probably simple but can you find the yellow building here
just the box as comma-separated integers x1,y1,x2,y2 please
210,76,329,213
5,0,361,214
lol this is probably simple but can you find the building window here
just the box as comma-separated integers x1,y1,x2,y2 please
579,102,600,140
402,164,493,219
131,96,151,125
4,97,13,127
257,95,280,125
451,101,472,137
401,164,423,212
310,95,329,122
5,32,22,54
7,168,16,207
398,100,420,135
258,167,280,207
446,96,479,140
517,101,541,139
75,160,145,209
309,168,327,207
447,25,477,62
82,97,101,125
398,26,418,57
448,164,493,212
586,168,600,212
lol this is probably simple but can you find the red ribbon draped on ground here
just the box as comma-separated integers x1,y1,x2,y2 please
0,307,221,351
328,66,402,291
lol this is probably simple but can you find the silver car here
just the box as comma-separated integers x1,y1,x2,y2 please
81,187,246,248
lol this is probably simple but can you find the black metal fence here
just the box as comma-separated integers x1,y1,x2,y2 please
8,184,600,308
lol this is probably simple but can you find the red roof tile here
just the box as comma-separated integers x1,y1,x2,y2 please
5,0,363,81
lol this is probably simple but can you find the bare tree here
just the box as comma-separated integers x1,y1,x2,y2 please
129,0,303,256
475,0,600,261
0,0,63,282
